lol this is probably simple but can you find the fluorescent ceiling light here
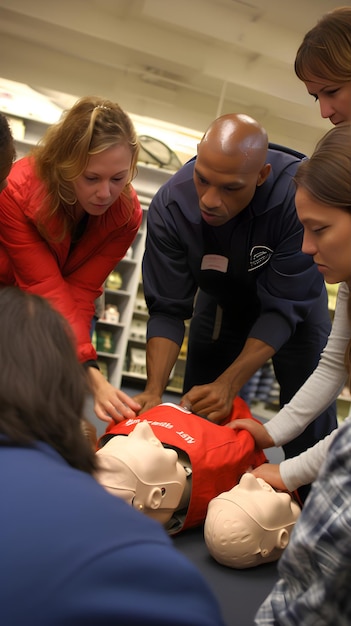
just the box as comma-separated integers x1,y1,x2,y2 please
0,78,202,161
0,78,63,124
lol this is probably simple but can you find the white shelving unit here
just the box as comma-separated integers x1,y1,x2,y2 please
93,196,148,388
117,163,192,394
7,115,50,159
96,164,176,389
117,164,185,391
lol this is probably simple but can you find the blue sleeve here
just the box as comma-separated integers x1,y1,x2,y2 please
59,540,226,625
143,178,199,347
249,168,327,351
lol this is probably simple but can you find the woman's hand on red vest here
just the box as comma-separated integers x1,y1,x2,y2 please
86,367,141,423
227,418,274,449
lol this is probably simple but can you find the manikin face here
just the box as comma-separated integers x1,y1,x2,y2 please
296,187,351,287
303,76,351,125
204,473,300,569
95,421,187,524
193,142,269,227
72,143,132,217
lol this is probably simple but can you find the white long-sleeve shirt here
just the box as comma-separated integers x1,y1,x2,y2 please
264,282,351,491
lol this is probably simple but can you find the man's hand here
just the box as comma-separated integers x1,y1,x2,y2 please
227,418,275,449
132,391,163,415
250,462,287,492
180,380,235,423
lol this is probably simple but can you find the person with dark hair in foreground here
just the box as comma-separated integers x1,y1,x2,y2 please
0,286,225,626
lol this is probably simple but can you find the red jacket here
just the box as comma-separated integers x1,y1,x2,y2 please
100,398,267,533
0,157,142,362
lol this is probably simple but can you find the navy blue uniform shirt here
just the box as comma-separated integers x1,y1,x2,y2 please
144,147,326,352
143,145,337,474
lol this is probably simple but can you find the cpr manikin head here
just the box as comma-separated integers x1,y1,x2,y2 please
204,473,301,569
95,421,187,525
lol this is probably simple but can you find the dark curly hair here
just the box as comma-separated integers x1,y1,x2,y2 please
0,112,16,185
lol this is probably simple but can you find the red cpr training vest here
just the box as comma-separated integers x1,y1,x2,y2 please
100,398,267,532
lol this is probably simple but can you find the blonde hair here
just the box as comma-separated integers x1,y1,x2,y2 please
33,96,139,240
295,7,351,83
294,123,351,388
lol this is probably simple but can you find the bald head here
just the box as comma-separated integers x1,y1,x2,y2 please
194,114,271,225
200,114,268,171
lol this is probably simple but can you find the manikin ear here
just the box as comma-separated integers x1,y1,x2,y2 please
133,488,163,512
256,163,271,186
260,528,289,558
146,487,163,510
276,528,289,549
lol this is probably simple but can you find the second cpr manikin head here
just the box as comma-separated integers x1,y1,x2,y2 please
95,421,187,525
204,473,301,569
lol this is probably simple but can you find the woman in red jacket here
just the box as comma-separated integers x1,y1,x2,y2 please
0,96,142,423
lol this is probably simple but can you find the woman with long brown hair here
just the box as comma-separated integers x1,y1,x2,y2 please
0,286,225,626
231,8,351,494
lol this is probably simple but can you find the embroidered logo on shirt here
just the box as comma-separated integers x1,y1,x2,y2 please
248,246,273,271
